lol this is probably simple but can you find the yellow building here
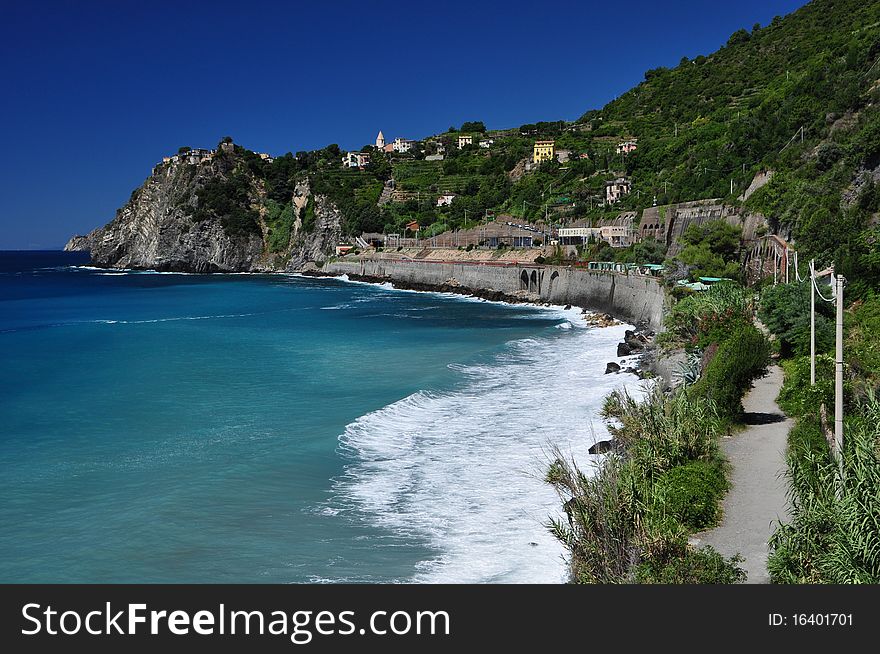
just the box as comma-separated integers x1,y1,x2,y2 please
533,140,555,163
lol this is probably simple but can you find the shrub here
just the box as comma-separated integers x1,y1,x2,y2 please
758,282,834,357
690,324,769,419
665,282,754,348
636,544,746,584
652,460,727,530
777,354,835,418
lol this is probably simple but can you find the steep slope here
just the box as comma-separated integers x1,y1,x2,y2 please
66,142,344,272
581,0,880,289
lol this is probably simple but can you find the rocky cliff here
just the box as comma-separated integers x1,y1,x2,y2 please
65,143,343,273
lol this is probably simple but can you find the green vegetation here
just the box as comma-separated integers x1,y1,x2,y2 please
759,281,834,356
548,386,744,584
265,200,296,252
654,461,728,531
761,282,880,583
193,172,261,238
769,394,880,583
690,324,769,420
675,221,742,280
663,282,754,349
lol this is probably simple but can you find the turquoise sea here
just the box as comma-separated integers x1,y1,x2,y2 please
0,251,639,583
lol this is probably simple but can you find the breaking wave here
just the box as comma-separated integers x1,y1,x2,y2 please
332,317,645,583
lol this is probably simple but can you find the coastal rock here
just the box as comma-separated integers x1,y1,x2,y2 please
79,149,264,271
63,230,99,252
583,312,619,328
617,342,632,357
589,440,614,455
65,147,344,273
624,329,648,351
286,189,343,271
605,362,621,374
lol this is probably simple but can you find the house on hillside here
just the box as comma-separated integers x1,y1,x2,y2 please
616,139,638,154
479,138,494,149
392,138,415,153
342,151,371,169
436,193,456,207
533,140,555,163
605,177,631,204
458,134,473,148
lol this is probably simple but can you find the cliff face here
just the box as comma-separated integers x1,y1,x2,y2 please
65,147,343,273
286,194,343,272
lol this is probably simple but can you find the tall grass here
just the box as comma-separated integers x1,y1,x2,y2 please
601,386,723,473
769,392,880,583
663,282,755,349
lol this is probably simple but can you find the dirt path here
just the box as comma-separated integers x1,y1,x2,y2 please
694,365,791,583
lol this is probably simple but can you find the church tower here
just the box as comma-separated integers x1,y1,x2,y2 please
376,130,385,149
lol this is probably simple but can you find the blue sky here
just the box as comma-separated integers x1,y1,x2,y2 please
0,0,807,249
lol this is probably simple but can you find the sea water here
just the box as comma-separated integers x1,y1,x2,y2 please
0,251,642,583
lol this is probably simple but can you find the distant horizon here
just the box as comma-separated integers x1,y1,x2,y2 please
0,0,807,250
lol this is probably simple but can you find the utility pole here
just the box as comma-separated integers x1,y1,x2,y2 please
810,259,817,386
834,273,846,479
810,261,834,386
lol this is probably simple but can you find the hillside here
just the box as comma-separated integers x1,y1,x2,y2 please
65,142,343,272
69,0,880,288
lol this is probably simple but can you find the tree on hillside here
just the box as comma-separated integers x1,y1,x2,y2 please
758,282,834,357
460,121,486,133
675,220,742,279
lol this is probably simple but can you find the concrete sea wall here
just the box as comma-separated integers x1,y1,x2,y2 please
324,258,666,330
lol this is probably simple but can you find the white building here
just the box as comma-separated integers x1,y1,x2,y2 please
392,138,415,153
342,152,371,168
479,138,493,149
605,177,631,204
458,134,473,148
375,130,385,150
436,193,456,207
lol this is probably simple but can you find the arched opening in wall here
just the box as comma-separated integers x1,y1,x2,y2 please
530,270,538,293
520,269,529,291
548,270,559,295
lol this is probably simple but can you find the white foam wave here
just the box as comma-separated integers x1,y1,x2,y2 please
331,322,645,583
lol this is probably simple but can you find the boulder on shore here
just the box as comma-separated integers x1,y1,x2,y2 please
605,362,621,374
589,440,614,455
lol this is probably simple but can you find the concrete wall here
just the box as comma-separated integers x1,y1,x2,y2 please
325,259,666,330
